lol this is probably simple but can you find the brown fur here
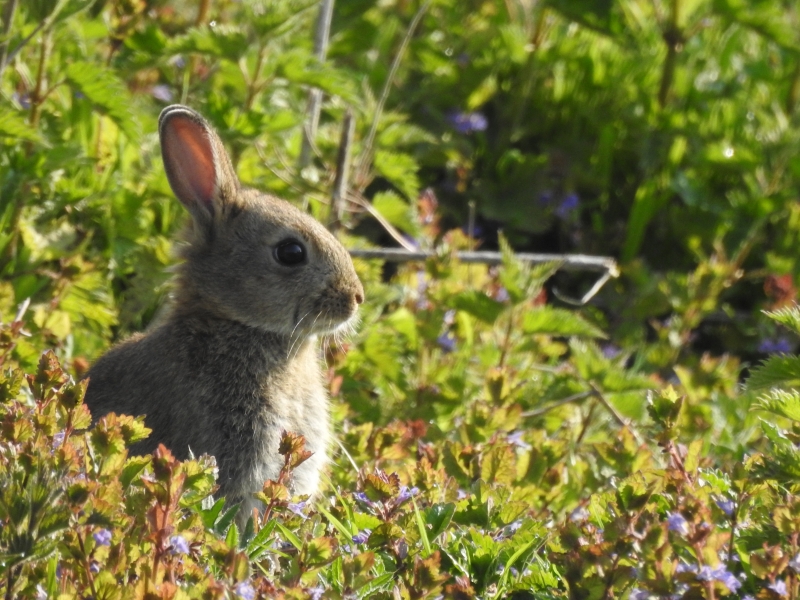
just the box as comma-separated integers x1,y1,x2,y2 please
84,105,363,519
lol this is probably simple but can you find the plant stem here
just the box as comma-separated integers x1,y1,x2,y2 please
658,0,682,108
329,107,355,231
299,0,336,169
354,0,430,188
29,29,53,129
0,0,18,79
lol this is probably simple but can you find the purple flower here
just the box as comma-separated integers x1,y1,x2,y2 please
396,486,419,504
507,431,531,450
308,588,324,600
402,234,420,250
789,553,800,572
93,529,112,546
675,562,698,574
667,512,689,536
555,193,579,219
351,529,372,545
539,191,553,205
151,84,173,103
437,332,456,353
758,336,793,354
169,55,186,69
629,589,649,600
569,506,589,522
234,581,255,600
697,565,741,592
12,92,31,109
354,492,374,506
601,344,621,359
769,580,788,596
447,111,488,134
35,584,47,600
53,431,65,449
169,535,190,555
715,497,735,517
89,561,100,574
494,287,510,302
287,501,308,519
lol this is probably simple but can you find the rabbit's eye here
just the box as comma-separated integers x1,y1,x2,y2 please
274,240,306,266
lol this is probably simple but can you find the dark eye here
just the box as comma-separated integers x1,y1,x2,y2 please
274,240,306,266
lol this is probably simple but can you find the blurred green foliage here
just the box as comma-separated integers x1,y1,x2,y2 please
2,0,800,597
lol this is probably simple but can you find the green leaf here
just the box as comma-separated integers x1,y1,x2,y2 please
522,307,605,338
372,191,420,237
747,355,800,391
763,305,800,335
753,389,800,422
0,110,44,143
424,503,456,543
450,291,506,325
66,62,138,140
168,25,249,60
373,151,421,201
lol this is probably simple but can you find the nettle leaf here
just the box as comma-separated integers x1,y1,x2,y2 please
747,355,800,391
0,110,44,143
372,191,420,237
754,389,800,422
522,307,606,338
763,305,800,335
168,25,249,60
66,62,137,140
450,291,506,325
373,150,421,201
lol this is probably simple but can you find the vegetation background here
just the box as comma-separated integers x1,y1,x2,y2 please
1,0,800,598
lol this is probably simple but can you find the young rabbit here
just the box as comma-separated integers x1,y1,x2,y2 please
84,105,364,518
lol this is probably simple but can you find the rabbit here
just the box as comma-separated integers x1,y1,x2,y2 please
84,105,364,520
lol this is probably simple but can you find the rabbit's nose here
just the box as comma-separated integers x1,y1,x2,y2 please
354,291,364,305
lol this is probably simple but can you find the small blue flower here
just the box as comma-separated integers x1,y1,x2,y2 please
89,561,100,574
539,191,553,205
769,580,788,596
52,431,65,449
569,506,589,522
697,565,741,592
715,497,735,517
287,501,308,519
437,332,456,353
555,193,579,219
507,431,531,450
789,552,800,572
234,581,255,600
93,529,112,546
12,92,31,109
351,529,372,545
170,55,186,69
308,588,325,600
629,589,649,600
354,492,373,506
675,561,698,574
601,344,621,359
494,287,510,302
666,512,689,536
169,535,190,555
396,486,419,504
758,336,793,354
151,84,173,103
447,111,488,134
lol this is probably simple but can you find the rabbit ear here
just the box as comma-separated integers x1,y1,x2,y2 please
158,105,238,226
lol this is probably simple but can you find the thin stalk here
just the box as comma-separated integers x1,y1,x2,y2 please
299,0,336,169
787,60,800,115
658,0,682,108
0,0,18,79
354,0,430,188
329,107,355,231
29,29,53,128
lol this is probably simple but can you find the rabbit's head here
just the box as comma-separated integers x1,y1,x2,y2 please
159,105,363,336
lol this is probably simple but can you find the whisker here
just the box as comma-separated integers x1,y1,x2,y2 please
286,309,313,361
